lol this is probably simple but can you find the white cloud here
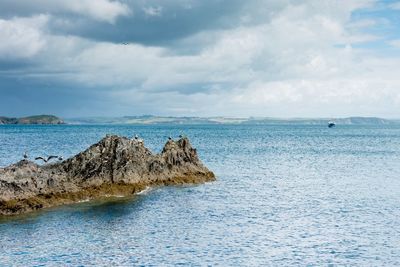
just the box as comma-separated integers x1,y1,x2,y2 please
347,18,377,29
389,2,400,10
143,6,163,17
0,0,131,23
62,0,131,23
228,79,400,117
388,39,400,48
0,15,48,59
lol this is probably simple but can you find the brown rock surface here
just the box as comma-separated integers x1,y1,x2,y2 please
0,135,215,215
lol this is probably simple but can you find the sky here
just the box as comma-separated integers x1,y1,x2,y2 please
1,0,400,118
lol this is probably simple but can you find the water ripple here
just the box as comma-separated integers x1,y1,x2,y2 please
0,124,400,265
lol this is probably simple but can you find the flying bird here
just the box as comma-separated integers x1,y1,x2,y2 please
35,155,59,163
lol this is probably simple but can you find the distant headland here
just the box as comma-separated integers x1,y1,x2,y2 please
66,115,399,125
0,115,64,125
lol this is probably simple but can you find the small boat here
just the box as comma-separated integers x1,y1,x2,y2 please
328,121,336,128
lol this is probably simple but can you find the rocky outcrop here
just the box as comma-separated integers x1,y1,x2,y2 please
0,135,215,215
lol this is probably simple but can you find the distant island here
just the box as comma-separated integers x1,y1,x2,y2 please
0,115,64,125
66,115,399,125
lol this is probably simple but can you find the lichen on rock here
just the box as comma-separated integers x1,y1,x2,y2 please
0,135,215,215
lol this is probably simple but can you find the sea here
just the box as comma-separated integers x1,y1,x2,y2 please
0,124,400,266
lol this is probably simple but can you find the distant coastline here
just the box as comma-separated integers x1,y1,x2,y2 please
0,115,64,125
65,115,400,125
1,115,398,125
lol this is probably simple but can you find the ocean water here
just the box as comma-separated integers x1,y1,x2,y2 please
1,124,400,266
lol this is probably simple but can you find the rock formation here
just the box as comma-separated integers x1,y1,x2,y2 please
0,135,215,215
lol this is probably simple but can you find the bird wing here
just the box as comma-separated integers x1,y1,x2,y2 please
35,157,46,162
47,155,58,161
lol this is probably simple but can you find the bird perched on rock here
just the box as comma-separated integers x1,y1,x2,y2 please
168,136,173,141
58,156,63,161
35,155,59,163
133,134,144,144
23,152,28,160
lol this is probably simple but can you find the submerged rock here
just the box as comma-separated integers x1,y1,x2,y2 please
0,135,215,215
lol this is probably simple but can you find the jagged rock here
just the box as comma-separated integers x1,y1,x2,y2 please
0,135,215,215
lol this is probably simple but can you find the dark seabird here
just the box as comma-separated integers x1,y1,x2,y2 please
168,136,172,140
328,121,336,128
23,152,28,160
58,156,63,161
35,155,59,163
134,134,139,140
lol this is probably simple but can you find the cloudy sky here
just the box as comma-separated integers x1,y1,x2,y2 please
1,0,400,118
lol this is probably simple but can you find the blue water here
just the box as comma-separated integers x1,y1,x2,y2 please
1,124,400,266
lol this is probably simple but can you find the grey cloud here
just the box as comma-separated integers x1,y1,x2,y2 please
0,0,288,46
52,0,247,45
0,77,113,117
